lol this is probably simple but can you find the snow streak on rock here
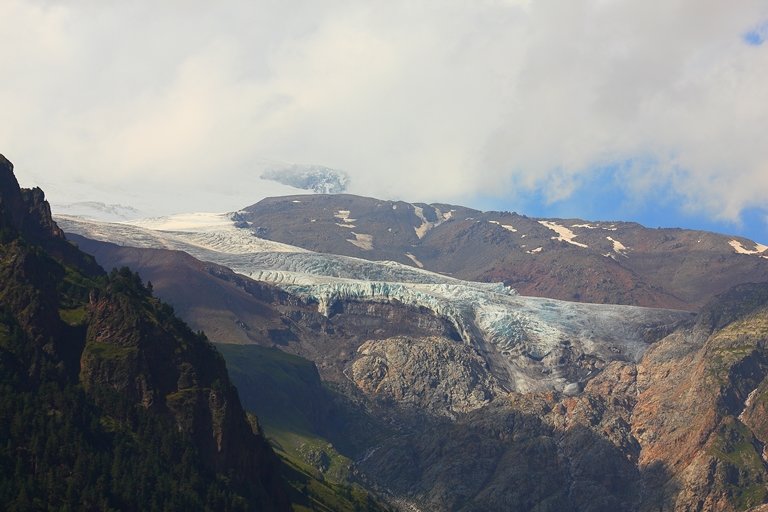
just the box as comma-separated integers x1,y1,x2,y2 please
489,220,517,232
405,252,424,268
571,223,618,231
333,210,355,227
348,232,373,250
412,204,452,239
606,236,629,256
729,239,768,256
539,221,589,248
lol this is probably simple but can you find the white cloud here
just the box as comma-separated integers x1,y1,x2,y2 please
1,0,767,223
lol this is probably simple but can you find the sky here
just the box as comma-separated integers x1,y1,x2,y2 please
1,0,768,242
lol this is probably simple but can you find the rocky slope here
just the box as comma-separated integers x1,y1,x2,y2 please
349,284,768,511
238,194,768,310
0,154,291,511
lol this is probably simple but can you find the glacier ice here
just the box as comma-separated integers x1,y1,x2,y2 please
57,213,691,393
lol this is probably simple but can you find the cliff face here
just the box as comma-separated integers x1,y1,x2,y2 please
345,284,768,512
80,275,283,483
0,154,101,275
0,154,290,511
631,284,768,511
0,154,67,244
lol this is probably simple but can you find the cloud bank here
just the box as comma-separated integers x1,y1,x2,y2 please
1,0,767,228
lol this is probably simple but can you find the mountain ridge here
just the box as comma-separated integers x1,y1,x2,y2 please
235,192,768,310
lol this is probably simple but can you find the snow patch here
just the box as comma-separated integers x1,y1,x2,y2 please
606,236,628,256
334,210,358,229
489,220,517,232
413,205,451,239
334,210,356,222
347,232,373,250
413,206,432,239
405,252,424,268
539,221,589,248
729,240,768,255
572,223,617,231
739,387,760,422
527,247,543,254
128,212,236,233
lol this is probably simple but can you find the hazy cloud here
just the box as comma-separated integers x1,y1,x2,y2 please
1,0,767,226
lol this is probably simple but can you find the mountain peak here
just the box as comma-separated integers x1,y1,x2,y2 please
261,164,350,193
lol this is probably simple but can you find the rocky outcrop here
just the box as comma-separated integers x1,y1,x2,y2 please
343,284,768,511
629,286,768,511
1,154,63,241
1,154,101,275
350,336,500,415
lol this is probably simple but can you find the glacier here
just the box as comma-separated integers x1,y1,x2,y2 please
56,213,691,393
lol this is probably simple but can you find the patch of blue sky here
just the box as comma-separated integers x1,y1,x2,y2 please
472,164,768,244
743,22,768,45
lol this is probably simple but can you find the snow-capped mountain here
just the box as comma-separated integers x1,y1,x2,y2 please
261,164,350,194
237,194,768,310
57,212,689,393
54,197,768,512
